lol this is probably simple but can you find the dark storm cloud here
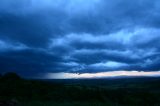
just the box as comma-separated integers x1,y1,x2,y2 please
0,0,160,77
0,13,51,47
0,48,68,77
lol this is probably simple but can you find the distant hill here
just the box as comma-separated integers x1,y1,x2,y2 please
2,72,21,80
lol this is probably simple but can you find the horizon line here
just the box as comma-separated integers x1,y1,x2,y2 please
44,70,160,79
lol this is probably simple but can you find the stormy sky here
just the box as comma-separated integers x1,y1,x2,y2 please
0,0,160,78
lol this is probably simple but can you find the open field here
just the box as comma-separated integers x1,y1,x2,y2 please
1,74,160,106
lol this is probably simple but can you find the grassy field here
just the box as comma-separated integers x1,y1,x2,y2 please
1,73,160,106
20,102,117,106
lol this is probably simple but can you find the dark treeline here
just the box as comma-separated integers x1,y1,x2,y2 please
0,73,160,106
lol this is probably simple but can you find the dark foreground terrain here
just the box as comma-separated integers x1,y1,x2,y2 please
0,73,160,106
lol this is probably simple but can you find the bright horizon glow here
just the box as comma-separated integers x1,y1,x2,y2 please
45,71,160,79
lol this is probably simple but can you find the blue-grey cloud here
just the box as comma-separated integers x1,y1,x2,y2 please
0,0,160,77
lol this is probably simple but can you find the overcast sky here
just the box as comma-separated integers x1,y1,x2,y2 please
0,0,160,78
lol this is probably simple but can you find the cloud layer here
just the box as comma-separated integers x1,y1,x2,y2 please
0,0,160,77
